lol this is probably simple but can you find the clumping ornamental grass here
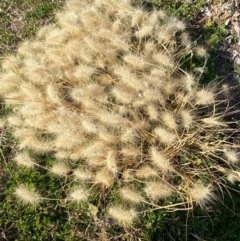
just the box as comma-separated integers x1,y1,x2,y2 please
0,0,239,230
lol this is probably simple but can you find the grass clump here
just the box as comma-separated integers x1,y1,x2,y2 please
0,0,239,239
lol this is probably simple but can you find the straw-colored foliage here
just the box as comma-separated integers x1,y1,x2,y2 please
0,0,239,228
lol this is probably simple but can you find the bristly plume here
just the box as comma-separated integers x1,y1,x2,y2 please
105,151,118,176
161,111,178,130
73,168,93,181
147,105,159,120
144,181,172,200
50,162,71,176
121,127,138,143
94,168,114,188
190,184,215,208
108,206,137,226
123,54,147,70
119,187,143,203
195,89,215,105
150,146,172,171
182,73,195,92
154,127,177,145
14,151,35,168
15,184,42,205
135,165,158,179
180,109,193,130
201,117,226,127
223,149,239,164
69,187,89,202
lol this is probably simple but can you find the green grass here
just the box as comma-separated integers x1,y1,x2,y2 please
0,0,240,240
0,0,65,57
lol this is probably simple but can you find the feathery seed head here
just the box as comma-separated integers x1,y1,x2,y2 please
73,64,95,82
223,149,239,164
201,117,226,127
150,146,172,171
73,168,93,181
136,25,153,38
69,187,89,202
195,89,215,105
180,109,193,130
98,130,117,143
154,127,177,145
147,105,159,120
114,66,143,91
46,84,62,105
131,9,145,26
81,141,106,160
161,111,177,130
105,151,118,176
190,184,215,208
14,151,35,168
123,54,147,70
144,181,172,200
121,128,138,143
111,85,134,104
157,10,167,20
0,72,20,94
135,165,158,179
108,206,137,226
122,169,134,181
226,172,240,184
153,53,173,68
121,147,140,159
95,168,114,188
144,41,156,54
182,73,195,92
119,187,143,203
194,46,207,58
15,184,42,204
81,119,98,134
147,11,159,25
50,162,71,176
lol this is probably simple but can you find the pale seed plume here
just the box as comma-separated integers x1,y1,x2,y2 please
180,109,193,130
161,111,177,130
121,127,138,143
108,206,137,226
182,73,195,92
50,162,71,176
195,89,215,105
135,165,158,179
190,184,215,208
154,127,177,145
105,151,118,176
153,52,173,68
194,46,207,57
94,168,114,188
147,105,159,120
73,168,93,181
136,25,153,38
223,149,239,164
119,187,143,203
69,187,89,202
15,184,42,204
201,117,226,127
144,181,172,200
150,146,172,171
14,151,35,168
111,85,134,104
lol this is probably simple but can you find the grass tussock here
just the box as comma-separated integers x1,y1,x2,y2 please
0,0,239,233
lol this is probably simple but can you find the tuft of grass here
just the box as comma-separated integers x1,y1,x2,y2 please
0,1,240,241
